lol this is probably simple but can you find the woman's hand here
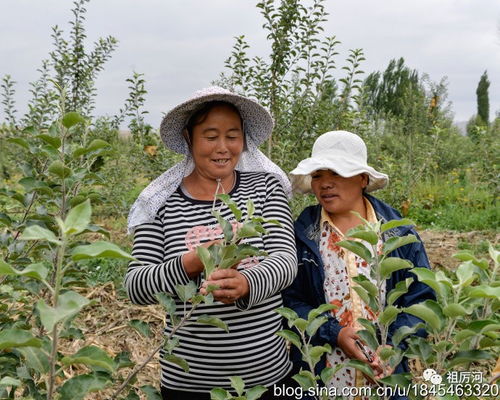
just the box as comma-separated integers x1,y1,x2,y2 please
182,240,222,278
337,326,384,379
200,268,249,304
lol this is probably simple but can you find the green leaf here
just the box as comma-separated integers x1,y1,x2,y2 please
378,305,400,326
62,111,85,128
64,199,91,235
307,303,337,321
411,268,443,298
48,160,72,179
357,330,379,351
36,134,61,149
37,290,90,331
447,350,493,368
156,292,176,316
72,241,134,261
306,316,328,337
218,194,243,221
140,385,162,400
404,301,442,332
456,262,477,287
7,137,29,150
336,240,372,262
347,229,378,245
246,385,267,400
292,370,316,389
86,139,110,153
230,376,245,396
275,307,298,323
61,345,115,372
210,388,229,400
387,277,413,306
352,286,372,309
237,222,260,239
276,330,302,350
19,225,60,244
291,318,308,333
246,199,255,219
381,218,414,233
382,235,418,255
197,246,215,276
196,315,229,332
214,211,234,242
309,344,331,365
58,374,110,400
345,359,374,377
379,346,396,361
443,303,468,317
0,212,12,226
357,318,376,337
175,281,198,302
0,329,42,350
454,329,476,342
467,285,500,299
129,319,152,337
18,346,50,373
391,323,424,347
164,354,189,372
0,377,21,387
114,351,135,370
353,275,378,297
0,260,49,282
378,374,411,387
380,257,412,279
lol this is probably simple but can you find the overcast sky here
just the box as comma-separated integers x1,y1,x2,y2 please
1,0,499,126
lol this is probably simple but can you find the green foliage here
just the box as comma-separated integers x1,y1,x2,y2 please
196,194,277,278
219,0,366,171
0,107,136,399
405,245,499,375
1,75,17,126
476,70,490,126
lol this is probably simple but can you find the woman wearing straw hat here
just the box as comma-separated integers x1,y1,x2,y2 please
283,130,435,397
125,87,297,399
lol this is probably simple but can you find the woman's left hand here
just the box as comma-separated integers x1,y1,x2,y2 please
200,269,249,304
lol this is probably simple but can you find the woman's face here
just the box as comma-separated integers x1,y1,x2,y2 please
190,105,244,181
310,169,368,216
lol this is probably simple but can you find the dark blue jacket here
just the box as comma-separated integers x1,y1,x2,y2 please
282,194,436,377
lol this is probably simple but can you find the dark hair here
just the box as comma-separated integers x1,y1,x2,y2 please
184,101,243,145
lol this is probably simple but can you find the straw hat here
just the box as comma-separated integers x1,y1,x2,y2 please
160,86,273,155
290,130,389,193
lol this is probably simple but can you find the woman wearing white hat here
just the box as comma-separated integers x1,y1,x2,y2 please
283,130,435,397
125,87,298,399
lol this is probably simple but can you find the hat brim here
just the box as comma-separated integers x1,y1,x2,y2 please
290,156,389,193
160,90,273,155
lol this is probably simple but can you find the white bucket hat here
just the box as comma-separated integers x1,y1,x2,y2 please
160,86,273,154
290,130,389,193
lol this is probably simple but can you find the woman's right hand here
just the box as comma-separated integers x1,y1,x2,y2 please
337,326,384,378
182,240,222,278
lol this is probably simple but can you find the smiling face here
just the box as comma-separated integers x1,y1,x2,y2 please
310,169,368,217
189,104,244,181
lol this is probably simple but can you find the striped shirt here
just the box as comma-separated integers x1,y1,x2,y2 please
125,171,297,392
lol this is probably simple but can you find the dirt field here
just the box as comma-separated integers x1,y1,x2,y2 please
65,230,498,398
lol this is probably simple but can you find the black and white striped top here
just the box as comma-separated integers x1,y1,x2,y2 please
125,171,297,392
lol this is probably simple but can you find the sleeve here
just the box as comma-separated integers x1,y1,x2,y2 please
236,175,298,310
387,230,436,349
282,257,344,347
124,220,194,305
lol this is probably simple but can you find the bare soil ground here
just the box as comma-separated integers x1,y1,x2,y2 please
63,230,498,399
